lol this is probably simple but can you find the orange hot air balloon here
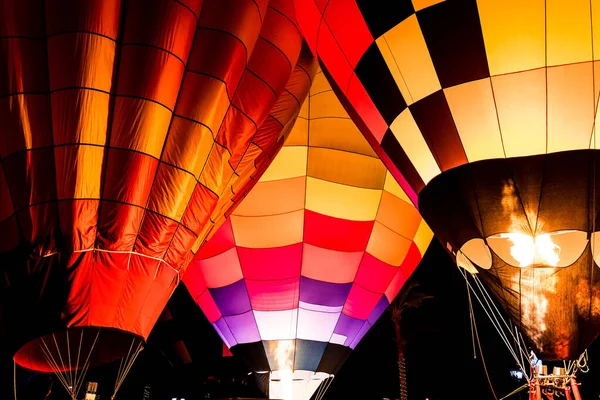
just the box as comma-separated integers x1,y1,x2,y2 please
295,0,600,362
0,0,309,395
184,68,432,400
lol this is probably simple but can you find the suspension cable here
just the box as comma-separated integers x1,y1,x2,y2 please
112,337,144,399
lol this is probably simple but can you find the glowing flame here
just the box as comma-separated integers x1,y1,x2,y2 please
274,341,295,400
500,233,561,267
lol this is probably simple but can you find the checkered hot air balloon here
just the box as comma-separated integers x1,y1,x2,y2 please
295,0,600,361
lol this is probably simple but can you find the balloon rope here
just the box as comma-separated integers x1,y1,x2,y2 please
73,328,101,398
459,268,530,381
72,328,84,396
39,337,70,394
112,338,144,399
317,375,335,400
13,360,16,400
66,329,72,391
472,300,499,400
51,333,69,386
313,376,326,400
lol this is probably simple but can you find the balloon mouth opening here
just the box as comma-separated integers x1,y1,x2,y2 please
14,326,144,373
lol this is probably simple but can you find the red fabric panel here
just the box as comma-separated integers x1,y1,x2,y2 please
45,0,120,37
399,242,422,279
246,277,300,311
97,202,145,251
0,164,14,222
182,183,220,235
196,290,222,324
354,253,398,294
384,268,408,303
103,148,158,206
0,216,20,253
345,74,387,142
182,262,207,300
57,200,99,251
17,203,58,255
304,210,374,252
196,218,236,258
164,226,197,268
186,28,247,97
238,243,302,280
342,284,382,320
117,46,184,109
135,212,178,258
123,0,198,61
0,39,48,98
0,95,52,156
316,22,353,92
294,0,321,52
323,0,373,68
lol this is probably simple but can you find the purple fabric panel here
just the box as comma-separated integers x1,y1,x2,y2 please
224,310,261,344
350,321,372,349
333,313,365,347
299,276,352,307
367,295,389,326
213,318,238,347
209,279,251,315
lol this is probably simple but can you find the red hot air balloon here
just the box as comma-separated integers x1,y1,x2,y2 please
184,67,432,400
294,0,600,363
0,0,307,396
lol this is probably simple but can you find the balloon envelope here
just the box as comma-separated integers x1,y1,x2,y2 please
184,68,432,399
0,0,306,372
294,0,600,360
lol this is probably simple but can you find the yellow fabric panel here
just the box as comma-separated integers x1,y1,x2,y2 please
230,210,304,248
444,79,505,162
377,15,440,104
175,74,229,136
110,98,171,158
389,109,440,185
383,171,411,204
286,116,308,146
491,68,546,157
309,117,377,156
307,147,386,189
301,244,362,284
366,222,412,266
477,0,545,75
56,145,104,199
233,176,306,217
310,70,330,96
376,191,422,239
413,219,433,256
305,177,381,221
259,146,308,182
412,0,444,11
52,90,109,146
546,0,592,66
163,116,214,178
76,144,104,199
149,164,196,222
547,63,595,153
594,0,600,60
309,90,347,119
198,144,234,196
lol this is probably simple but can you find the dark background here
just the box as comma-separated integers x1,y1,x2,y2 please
4,240,600,400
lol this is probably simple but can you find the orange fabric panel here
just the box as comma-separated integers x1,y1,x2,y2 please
301,244,363,284
162,116,214,178
200,247,243,288
376,191,422,239
198,144,234,196
45,0,121,38
110,97,172,158
230,210,305,249
366,222,412,266
148,163,197,222
54,145,104,199
234,176,306,217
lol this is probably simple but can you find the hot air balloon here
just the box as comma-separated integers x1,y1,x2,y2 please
184,67,432,400
0,0,306,396
294,0,600,368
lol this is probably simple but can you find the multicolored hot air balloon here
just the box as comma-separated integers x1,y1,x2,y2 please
295,0,600,362
0,0,307,396
184,68,432,400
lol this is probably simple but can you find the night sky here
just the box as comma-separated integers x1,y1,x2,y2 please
4,240,600,400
